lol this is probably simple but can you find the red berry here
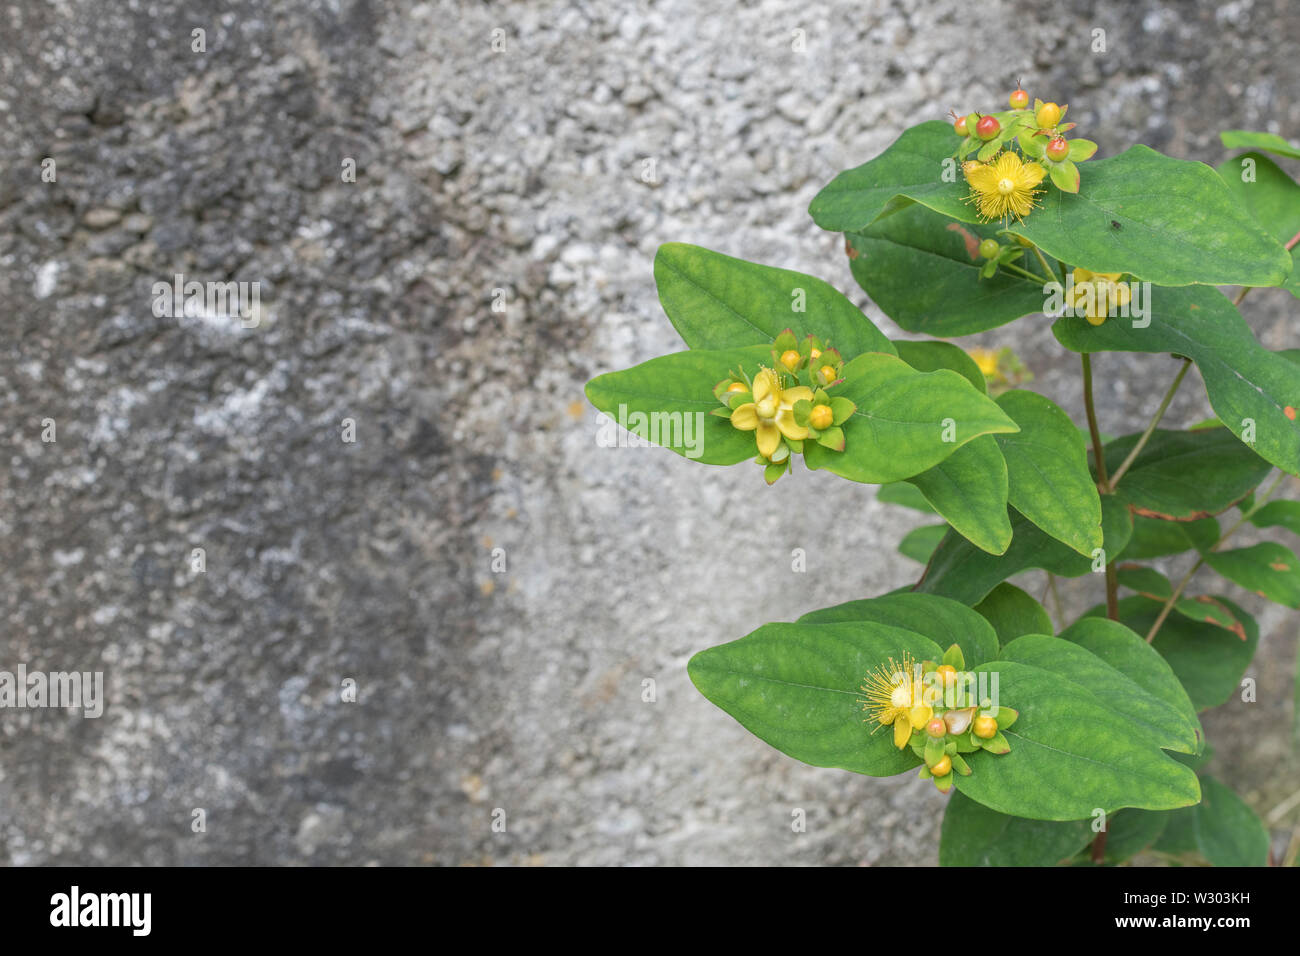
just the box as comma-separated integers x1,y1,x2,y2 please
975,115,1000,141
1009,88,1028,110
1045,136,1069,161
953,114,969,136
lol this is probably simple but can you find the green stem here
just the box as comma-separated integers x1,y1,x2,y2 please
1001,261,1052,285
1145,471,1288,643
1081,354,1118,621
1107,359,1192,491
1030,243,1061,285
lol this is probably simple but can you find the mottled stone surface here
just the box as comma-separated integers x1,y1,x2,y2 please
0,0,1297,865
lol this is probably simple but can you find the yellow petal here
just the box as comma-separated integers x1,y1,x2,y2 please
892,714,911,749
995,152,1022,176
1020,162,1046,187
966,164,1000,192
752,368,776,403
775,409,809,441
1095,272,1123,282
908,703,933,729
1073,268,1094,283
783,386,814,405
730,403,758,430
756,423,781,458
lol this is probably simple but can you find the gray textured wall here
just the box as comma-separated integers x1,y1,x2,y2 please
1,0,1297,865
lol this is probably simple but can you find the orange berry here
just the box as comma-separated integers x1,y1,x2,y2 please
973,715,998,739
809,404,834,430
930,754,952,777
780,349,801,372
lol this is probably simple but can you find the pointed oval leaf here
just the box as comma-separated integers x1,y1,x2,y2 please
845,206,1048,336
905,436,1013,555
653,242,896,356
1012,625,1202,754
940,790,1092,866
802,352,1019,484
996,390,1104,556
1102,427,1272,520
954,661,1201,820
916,495,1133,606
687,622,942,776
797,591,999,668
1054,285,1300,477
584,345,773,464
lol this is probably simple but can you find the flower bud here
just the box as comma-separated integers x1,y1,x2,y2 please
809,404,834,430
1045,136,1069,161
978,238,1000,259
1036,102,1062,128
930,754,952,777
973,715,998,739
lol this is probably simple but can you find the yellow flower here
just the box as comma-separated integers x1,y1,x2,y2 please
1070,267,1131,325
858,653,934,749
729,367,813,458
968,347,1000,379
963,152,1046,222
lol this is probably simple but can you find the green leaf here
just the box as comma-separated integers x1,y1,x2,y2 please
1048,158,1080,193
876,481,938,514
916,494,1133,606
1250,500,1300,537
1101,809,1168,863
584,345,773,464
808,121,969,231
940,790,1092,866
900,524,948,563
802,351,1019,484
904,436,1013,555
1204,541,1300,608
1215,152,1300,297
1054,284,1300,477
1156,775,1269,866
893,338,987,392
798,591,999,669
953,661,1201,820
1220,129,1300,160
1101,427,1272,521
996,390,1104,556
973,582,1054,645
1115,565,1246,638
811,123,1290,288
652,243,896,356
1119,515,1219,560
1010,145,1290,287
845,206,1048,336
1067,139,1098,162
1098,596,1259,711
687,621,942,776
1000,631,1202,755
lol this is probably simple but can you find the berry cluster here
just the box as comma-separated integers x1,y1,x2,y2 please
950,83,1099,219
